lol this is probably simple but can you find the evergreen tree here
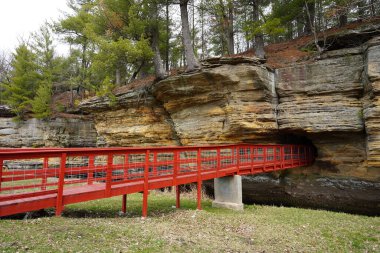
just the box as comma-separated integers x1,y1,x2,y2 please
2,44,40,119
31,81,52,119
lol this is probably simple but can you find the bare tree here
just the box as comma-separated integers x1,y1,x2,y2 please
0,51,12,85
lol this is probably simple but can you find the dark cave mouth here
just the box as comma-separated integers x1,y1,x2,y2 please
279,133,318,158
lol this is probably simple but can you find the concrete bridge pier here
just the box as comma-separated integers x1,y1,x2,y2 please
212,175,244,211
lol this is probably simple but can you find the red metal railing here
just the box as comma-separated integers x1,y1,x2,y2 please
0,144,314,217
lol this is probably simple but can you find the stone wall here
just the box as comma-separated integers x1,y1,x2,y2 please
0,117,97,147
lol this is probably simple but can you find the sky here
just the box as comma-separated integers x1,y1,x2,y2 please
0,0,71,55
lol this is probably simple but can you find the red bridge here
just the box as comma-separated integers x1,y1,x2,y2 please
0,144,314,217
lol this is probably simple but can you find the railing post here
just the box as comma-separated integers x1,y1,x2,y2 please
41,157,48,191
173,150,180,208
153,152,157,177
281,146,285,169
263,146,267,171
298,145,301,166
237,146,241,174
56,153,67,216
0,159,3,192
124,153,129,181
290,145,294,167
106,153,113,197
216,148,221,177
173,151,178,186
250,146,253,173
197,148,202,210
142,150,150,218
122,194,127,214
88,155,94,185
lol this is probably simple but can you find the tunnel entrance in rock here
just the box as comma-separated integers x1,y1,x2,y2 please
279,133,318,158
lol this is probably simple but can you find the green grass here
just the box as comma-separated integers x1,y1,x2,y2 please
0,191,379,253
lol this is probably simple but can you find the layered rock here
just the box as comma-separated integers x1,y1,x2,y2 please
152,65,278,145
364,36,380,168
0,117,97,147
276,48,364,132
80,89,178,146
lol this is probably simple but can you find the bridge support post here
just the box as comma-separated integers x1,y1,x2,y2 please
212,175,243,211
122,194,127,214
176,186,180,208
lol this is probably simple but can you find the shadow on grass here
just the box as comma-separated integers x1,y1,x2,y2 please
0,192,214,220
61,193,213,219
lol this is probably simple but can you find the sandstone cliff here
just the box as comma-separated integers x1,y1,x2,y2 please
0,116,97,147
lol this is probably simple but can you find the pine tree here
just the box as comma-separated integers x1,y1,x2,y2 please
31,81,52,119
2,44,40,119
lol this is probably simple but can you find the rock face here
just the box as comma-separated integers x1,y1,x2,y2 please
80,89,178,147
0,117,97,147
276,48,364,132
364,37,380,168
152,65,277,145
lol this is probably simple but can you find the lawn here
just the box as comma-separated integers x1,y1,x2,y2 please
0,191,379,253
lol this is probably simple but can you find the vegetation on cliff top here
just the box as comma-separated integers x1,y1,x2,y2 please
0,191,379,252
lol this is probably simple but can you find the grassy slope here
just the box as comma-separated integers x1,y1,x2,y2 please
0,191,379,253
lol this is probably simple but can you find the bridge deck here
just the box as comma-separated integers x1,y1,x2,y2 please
0,144,314,217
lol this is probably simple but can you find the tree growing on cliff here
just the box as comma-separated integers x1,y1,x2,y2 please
55,0,95,95
1,44,40,119
30,24,59,119
31,81,52,119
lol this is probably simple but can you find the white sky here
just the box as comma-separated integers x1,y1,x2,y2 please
0,0,71,55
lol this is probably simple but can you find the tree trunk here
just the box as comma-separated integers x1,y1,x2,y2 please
165,0,170,72
296,16,304,37
339,14,347,27
252,0,265,59
180,0,200,72
151,2,166,80
226,0,234,55
357,1,365,20
304,1,315,35
129,61,145,83
200,0,205,59
115,68,121,85
370,0,376,16
244,8,250,51
152,28,166,80
287,21,294,40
